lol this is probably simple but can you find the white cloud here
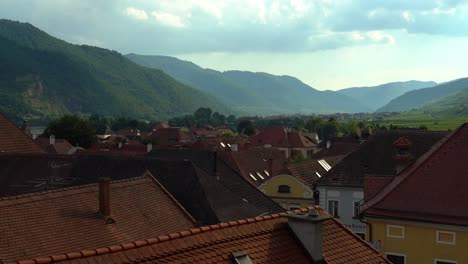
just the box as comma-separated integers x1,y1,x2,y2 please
151,11,186,28
125,7,148,20
402,11,414,22
366,31,396,45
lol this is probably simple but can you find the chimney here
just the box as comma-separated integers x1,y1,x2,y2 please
49,135,56,145
118,142,123,149
393,137,414,175
326,140,331,149
231,143,238,152
285,209,331,262
21,120,31,137
98,178,114,224
147,143,153,153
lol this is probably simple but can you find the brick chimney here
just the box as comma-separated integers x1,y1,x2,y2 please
147,143,153,153
285,209,331,262
393,137,414,175
98,178,114,224
49,135,55,145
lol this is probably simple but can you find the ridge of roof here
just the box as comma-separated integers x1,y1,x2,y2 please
0,175,152,204
361,123,466,214
141,170,198,225
0,112,45,153
16,207,315,264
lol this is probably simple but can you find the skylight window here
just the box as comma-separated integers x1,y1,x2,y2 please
315,171,322,178
248,173,257,181
318,159,332,171
256,172,264,180
227,143,231,147
220,142,226,148
264,170,270,176
232,251,253,264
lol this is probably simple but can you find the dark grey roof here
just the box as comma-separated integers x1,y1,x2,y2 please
316,130,448,187
0,153,284,225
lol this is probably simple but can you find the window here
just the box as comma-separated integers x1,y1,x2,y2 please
288,204,301,210
327,200,340,217
386,253,405,264
231,251,253,264
435,260,457,264
387,225,405,238
277,185,291,193
436,231,456,245
353,201,361,218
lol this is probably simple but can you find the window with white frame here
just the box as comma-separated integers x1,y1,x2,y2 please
353,201,361,218
435,259,457,264
386,225,405,238
386,253,405,264
327,200,340,217
436,231,456,245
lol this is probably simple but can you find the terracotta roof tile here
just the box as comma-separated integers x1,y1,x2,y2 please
0,172,196,262
0,113,45,154
362,123,468,226
17,207,390,264
250,126,317,148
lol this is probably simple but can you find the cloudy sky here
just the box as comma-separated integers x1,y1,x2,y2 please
1,0,468,90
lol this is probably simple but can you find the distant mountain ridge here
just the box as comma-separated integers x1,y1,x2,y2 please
0,19,227,122
126,54,372,114
377,77,468,112
338,80,437,111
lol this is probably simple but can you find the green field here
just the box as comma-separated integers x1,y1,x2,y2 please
382,112,468,130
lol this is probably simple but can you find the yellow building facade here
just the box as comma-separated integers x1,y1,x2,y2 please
366,217,468,264
258,174,314,210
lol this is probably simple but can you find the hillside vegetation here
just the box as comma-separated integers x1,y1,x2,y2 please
126,54,371,115
377,77,468,112
338,80,436,111
0,19,227,123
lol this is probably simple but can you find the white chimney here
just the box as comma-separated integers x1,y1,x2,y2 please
49,135,56,145
118,142,123,149
147,143,153,153
284,209,331,262
326,140,331,149
231,143,238,152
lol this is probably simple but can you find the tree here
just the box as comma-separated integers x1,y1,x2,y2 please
43,115,96,148
237,120,255,136
194,107,212,126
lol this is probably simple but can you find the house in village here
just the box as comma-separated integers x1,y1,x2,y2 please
361,123,468,264
250,126,319,159
34,135,75,154
14,207,391,264
0,113,45,153
145,127,191,147
0,172,197,262
315,129,447,237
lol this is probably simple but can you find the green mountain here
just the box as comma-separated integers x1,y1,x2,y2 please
416,87,468,117
377,77,468,113
0,19,227,123
126,54,371,114
338,80,436,111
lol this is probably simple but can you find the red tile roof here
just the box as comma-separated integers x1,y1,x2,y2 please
0,172,196,262
362,123,468,226
81,141,148,156
147,127,191,146
288,158,340,187
219,148,290,186
363,175,394,202
0,113,45,154
16,207,390,264
34,138,74,154
250,126,317,148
